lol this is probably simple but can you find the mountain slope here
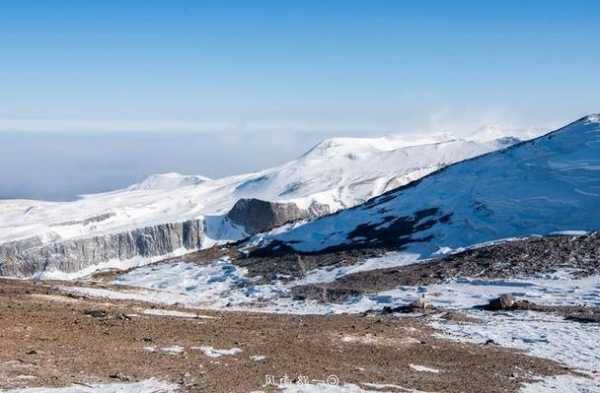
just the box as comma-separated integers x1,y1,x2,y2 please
258,115,600,257
0,131,522,277
0,136,511,245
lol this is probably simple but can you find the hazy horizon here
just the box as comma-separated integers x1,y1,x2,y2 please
2,127,415,201
2,1,599,200
0,117,567,201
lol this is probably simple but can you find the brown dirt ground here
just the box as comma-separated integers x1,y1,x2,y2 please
0,279,576,393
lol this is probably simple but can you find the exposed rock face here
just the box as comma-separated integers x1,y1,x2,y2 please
226,198,330,234
0,219,204,278
0,198,332,278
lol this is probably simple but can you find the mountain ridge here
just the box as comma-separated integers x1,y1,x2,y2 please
0,126,543,277
256,114,600,256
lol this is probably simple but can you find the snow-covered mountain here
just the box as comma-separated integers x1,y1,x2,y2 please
126,172,211,191
0,130,523,277
257,115,600,257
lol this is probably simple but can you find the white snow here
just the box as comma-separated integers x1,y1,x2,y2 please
63,255,600,315
192,346,241,358
432,310,600,373
144,345,185,354
64,256,600,379
126,172,210,191
294,252,421,286
250,355,267,362
110,259,283,309
0,379,178,393
278,382,415,393
162,345,185,354
37,247,194,281
409,364,440,374
360,383,435,393
58,257,600,388
384,270,600,310
0,132,516,278
520,374,600,393
141,309,215,319
265,117,600,257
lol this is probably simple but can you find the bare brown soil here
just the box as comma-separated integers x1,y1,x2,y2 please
0,279,575,393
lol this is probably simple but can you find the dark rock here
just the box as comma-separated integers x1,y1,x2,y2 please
84,309,109,319
226,198,329,235
483,294,515,311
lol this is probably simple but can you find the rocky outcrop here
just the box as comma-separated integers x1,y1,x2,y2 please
0,219,204,278
226,198,330,234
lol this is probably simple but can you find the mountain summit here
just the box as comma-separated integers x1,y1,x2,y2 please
259,115,600,256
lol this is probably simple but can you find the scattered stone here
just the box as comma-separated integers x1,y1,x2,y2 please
108,372,130,381
379,297,436,315
478,296,600,324
440,311,481,324
290,285,362,304
239,232,600,295
565,312,600,324
83,309,109,319
483,294,515,311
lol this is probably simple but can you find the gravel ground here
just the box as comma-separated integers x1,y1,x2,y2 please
0,278,571,393
289,232,600,303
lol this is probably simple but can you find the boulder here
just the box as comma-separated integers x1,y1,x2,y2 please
226,198,330,235
484,294,515,311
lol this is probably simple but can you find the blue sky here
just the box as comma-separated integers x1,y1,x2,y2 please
0,1,598,199
1,0,598,133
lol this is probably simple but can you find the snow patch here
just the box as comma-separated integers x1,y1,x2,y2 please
295,252,420,286
0,379,179,393
278,382,430,393
193,346,241,358
144,345,184,354
409,364,440,374
432,311,600,372
520,374,600,393
142,309,215,319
